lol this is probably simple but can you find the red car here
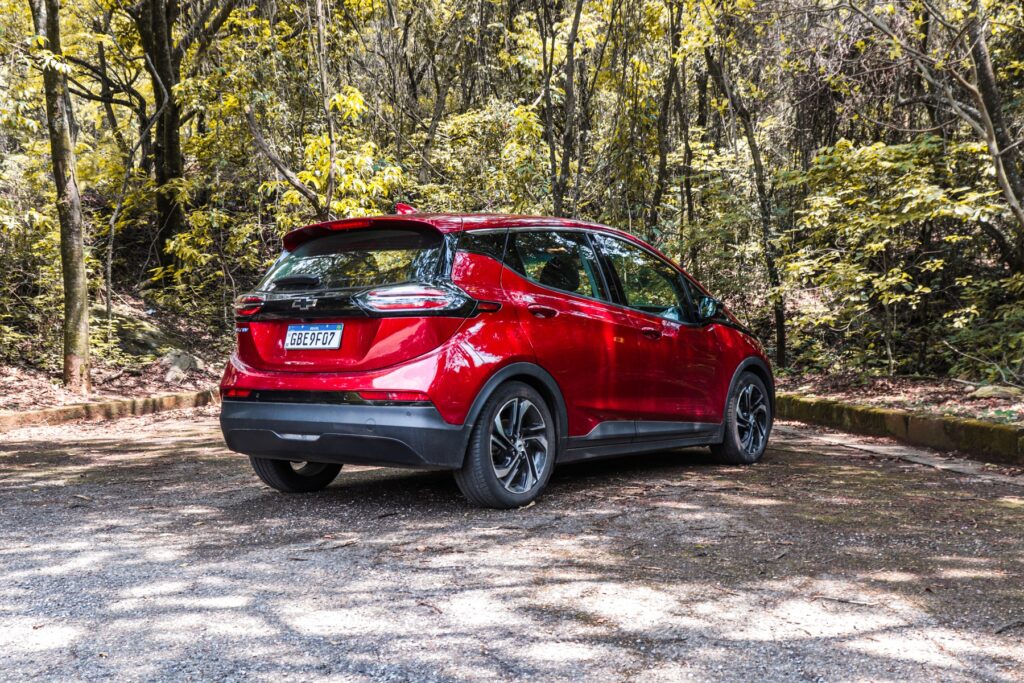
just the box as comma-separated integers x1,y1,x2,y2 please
220,212,774,508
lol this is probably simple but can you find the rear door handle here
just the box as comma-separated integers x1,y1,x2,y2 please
641,326,662,340
528,305,558,319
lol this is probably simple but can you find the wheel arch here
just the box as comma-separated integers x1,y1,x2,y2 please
458,362,569,466
725,356,775,416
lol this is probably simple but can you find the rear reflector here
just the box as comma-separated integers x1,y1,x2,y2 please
355,283,470,314
356,390,430,403
221,387,252,398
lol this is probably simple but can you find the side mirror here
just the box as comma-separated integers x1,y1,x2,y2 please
697,295,722,322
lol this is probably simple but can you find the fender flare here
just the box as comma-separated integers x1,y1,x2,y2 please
457,362,569,465
723,356,776,417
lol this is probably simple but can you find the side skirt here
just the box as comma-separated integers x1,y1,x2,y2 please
559,421,723,464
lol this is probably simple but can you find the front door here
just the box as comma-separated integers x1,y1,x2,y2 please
592,233,722,426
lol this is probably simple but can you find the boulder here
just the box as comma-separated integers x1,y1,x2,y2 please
970,385,1023,400
162,350,205,383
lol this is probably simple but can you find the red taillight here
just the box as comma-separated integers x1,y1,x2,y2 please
233,294,264,317
355,283,469,314
221,387,252,399
357,390,430,403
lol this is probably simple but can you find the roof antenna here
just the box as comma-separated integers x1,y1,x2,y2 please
394,202,418,215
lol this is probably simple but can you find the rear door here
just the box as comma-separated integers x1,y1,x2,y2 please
501,229,630,439
236,225,466,373
592,233,722,425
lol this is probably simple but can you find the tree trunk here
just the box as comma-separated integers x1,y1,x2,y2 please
705,48,787,368
553,0,585,217
28,0,90,393
132,0,184,269
966,0,1024,266
647,1,681,233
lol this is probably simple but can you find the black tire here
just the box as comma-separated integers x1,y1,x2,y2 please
711,372,773,465
454,381,557,509
249,457,342,493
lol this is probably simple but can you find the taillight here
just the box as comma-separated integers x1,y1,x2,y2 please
233,294,264,318
355,283,471,315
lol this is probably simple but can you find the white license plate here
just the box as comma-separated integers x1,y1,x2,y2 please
284,324,343,350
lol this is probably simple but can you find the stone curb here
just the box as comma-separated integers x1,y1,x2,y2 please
777,392,1024,466
0,389,220,434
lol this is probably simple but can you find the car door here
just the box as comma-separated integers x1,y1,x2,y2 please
592,233,722,426
501,229,632,441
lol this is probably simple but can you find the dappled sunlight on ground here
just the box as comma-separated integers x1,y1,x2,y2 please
1,408,1023,680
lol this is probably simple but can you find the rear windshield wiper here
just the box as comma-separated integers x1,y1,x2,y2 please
272,274,322,290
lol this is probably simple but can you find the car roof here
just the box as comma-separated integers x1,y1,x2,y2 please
281,213,636,251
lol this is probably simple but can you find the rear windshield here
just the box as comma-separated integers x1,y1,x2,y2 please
257,228,444,292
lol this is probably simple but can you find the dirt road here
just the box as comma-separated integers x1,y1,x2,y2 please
2,407,1022,681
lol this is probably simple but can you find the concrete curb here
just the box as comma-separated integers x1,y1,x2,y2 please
777,392,1024,466
0,389,220,434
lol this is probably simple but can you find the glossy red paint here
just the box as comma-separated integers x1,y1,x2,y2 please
222,214,771,436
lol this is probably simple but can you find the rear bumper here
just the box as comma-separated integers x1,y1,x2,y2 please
219,400,469,469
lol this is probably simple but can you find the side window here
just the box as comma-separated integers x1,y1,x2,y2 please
457,231,506,262
594,234,691,322
507,231,608,300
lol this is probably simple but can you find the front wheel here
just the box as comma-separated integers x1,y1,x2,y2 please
454,381,556,509
249,457,342,493
711,372,772,465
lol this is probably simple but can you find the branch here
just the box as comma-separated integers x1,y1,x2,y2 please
244,106,325,218
177,0,238,60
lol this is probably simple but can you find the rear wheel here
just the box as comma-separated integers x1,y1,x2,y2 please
249,457,342,493
711,372,772,465
455,381,556,509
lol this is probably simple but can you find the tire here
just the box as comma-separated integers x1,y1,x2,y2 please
454,381,557,509
711,372,773,465
249,457,342,493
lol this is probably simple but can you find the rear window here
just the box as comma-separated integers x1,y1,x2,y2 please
257,228,444,292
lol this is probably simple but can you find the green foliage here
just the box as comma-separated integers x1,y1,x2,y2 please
2,0,1023,386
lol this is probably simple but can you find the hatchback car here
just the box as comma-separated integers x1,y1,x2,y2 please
220,211,774,508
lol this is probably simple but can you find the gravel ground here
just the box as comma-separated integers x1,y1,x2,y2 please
1,407,1023,682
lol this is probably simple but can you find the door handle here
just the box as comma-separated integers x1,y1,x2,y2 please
641,326,662,340
528,305,558,319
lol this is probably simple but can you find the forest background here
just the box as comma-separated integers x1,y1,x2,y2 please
2,0,1023,396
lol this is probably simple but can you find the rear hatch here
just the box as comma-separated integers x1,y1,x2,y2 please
235,224,470,373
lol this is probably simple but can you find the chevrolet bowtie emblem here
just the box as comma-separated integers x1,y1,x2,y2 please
292,297,317,311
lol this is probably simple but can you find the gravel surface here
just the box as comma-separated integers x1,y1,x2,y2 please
2,407,1023,681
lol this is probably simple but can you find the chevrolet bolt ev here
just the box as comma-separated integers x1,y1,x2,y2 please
220,212,774,508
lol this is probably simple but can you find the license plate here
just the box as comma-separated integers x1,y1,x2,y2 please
284,324,343,350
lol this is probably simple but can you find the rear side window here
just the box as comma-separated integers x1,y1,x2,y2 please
258,228,443,292
457,231,506,262
507,231,607,300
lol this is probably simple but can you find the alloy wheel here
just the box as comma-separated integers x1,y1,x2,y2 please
489,397,549,494
735,383,769,457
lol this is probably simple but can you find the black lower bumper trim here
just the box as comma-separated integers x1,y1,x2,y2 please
220,400,469,469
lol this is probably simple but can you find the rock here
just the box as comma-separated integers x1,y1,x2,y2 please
970,385,1023,400
161,350,205,383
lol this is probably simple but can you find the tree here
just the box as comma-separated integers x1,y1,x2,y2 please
27,0,89,392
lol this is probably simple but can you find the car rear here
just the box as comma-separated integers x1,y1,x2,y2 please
219,217,491,471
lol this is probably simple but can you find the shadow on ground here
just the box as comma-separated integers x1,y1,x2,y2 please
1,409,1022,681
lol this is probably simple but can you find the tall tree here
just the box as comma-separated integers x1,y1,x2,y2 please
126,0,238,267
27,0,90,392
705,47,787,367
